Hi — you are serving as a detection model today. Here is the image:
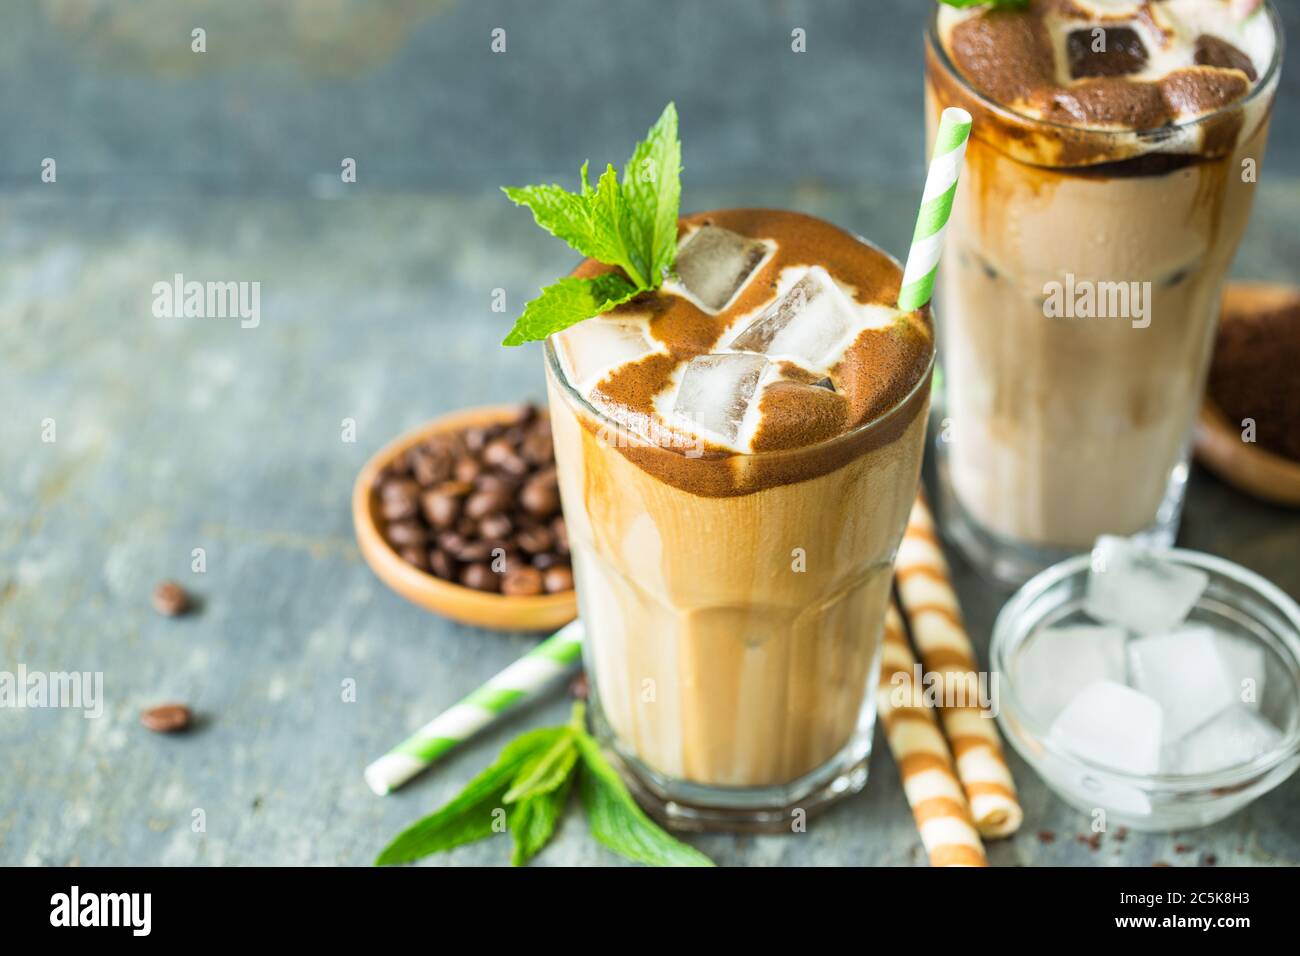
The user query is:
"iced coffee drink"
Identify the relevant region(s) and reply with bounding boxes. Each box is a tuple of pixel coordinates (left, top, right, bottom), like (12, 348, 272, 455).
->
(544, 209, 934, 828)
(927, 0, 1281, 583)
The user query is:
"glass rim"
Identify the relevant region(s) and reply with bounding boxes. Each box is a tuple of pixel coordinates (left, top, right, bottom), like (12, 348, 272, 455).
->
(990, 548, 1300, 791)
(925, 2, 1285, 141)
(542, 228, 936, 464)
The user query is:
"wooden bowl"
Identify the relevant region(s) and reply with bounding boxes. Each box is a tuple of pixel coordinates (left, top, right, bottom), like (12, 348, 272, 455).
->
(352, 405, 578, 631)
(1194, 282, 1300, 508)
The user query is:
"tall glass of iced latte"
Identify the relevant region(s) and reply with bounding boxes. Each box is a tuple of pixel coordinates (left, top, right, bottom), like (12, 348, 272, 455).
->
(545, 209, 934, 829)
(927, 0, 1282, 584)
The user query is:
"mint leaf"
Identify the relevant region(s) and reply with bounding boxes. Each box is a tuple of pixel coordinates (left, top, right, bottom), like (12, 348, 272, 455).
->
(503, 726, 579, 803)
(575, 732, 714, 867)
(502, 273, 639, 346)
(501, 181, 601, 260)
(621, 103, 681, 287)
(508, 775, 572, 867)
(374, 726, 566, 866)
(587, 164, 648, 288)
(500, 103, 683, 345)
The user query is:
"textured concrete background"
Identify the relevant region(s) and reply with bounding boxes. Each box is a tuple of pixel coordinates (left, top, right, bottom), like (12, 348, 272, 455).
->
(1, 0, 1298, 866)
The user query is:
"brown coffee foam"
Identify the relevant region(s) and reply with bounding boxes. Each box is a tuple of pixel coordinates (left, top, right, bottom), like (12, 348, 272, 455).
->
(560, 209, 934, 497)
(931, 1, 1257, 170)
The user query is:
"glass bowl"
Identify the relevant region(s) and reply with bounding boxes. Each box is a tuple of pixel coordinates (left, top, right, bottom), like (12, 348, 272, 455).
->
(990, 549, 1300, 831)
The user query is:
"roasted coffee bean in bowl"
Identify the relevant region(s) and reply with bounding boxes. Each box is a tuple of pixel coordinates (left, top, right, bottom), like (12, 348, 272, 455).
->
(353, 404, 577, 631)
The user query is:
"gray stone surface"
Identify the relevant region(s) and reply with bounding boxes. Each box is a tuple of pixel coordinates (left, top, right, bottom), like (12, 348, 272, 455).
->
(1, 0, 1298, 867)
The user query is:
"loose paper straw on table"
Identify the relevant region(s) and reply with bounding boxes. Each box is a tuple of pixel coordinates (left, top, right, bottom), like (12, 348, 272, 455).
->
(878, 599, 987, 868)
(365, 619, 584, 795)
(897, 107, 972, 312)
(894, 494, 1024, 838)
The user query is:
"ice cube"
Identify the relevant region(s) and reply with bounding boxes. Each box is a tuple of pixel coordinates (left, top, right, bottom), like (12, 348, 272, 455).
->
(727, 266, 859, 372)
(1216, 633, 1266, 709)
(673, 226, 769, 313)
(1129, 626, 1238, 742)
(1160, 705, 1282, 775)
(1084, 536, 1208, 635)
(672, 352, 770, 446)
(1066, 26, 1149, 79)
(1013, 624, 1128, 725)
(1049, 680, 1162, 775)
(553, 316, 659, 394)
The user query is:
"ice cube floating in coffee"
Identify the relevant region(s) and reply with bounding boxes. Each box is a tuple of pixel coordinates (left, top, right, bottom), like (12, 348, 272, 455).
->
(551, 209, 933, 461)
(938, 0, 1276, 130)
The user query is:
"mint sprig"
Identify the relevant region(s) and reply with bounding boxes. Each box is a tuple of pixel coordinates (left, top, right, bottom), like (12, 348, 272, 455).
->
(500, 103, 682, 346)
(374, 702, 714, 868)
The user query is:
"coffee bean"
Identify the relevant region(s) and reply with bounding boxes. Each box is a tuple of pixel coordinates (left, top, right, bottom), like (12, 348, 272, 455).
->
(380, 488, 419, 522)
(385, 520, 427, 548)
(502, 565, 544, 596)
(516, 524, 554, 555)
(521, 430, 553, 465)
(141, 703, 192, 733)
(479, 512, 513, 540)
(152, 580, 190, 617)
(551, 516, 569, 553)
(520, 475, 560, 517)
(543, 564, 574, 594)
(420, 487, 463, 529)
(399, 546, 429, 572)
(569, 671, 589, 700)
(457, 540, 497, 563)
(412, 449, 452, 487)
(454, 456, 482, 483)
(380, 406, 563, 589)
(459, 562, 500, 592)
(429, 548, 457, 581)
(465, 487, 511, 520)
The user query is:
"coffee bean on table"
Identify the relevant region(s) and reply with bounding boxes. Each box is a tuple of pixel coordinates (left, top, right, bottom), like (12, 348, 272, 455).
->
(141, 703, 192, 733)
(502, 565, 545, 597)
(460, 562, 499, 592)
(543, 564, 574, 594)
(152, 580, 190, 617)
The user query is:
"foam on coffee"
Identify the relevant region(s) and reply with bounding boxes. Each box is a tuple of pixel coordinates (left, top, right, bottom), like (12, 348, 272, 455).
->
(933, 0, 1278, 167)
(550, 209, 934, 496)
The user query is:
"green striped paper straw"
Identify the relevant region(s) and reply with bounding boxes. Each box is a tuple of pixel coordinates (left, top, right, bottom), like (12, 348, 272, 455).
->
(365, 619, 584, 795)
(898, 107, 973, 312)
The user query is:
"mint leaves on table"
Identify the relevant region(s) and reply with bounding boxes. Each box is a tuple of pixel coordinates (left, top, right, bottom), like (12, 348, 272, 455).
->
(500, 103, 682, 346)
(374, 702, 714, 867)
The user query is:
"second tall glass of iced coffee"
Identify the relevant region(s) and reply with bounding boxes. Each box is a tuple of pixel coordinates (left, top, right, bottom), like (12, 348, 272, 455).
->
(545, 209, 934, 829)
(927, 0, 1282, 584)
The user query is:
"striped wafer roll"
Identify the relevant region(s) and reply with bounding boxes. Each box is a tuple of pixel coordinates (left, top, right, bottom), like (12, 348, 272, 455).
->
(877, 600, 987, 868)
(894, 494, 1023, 839)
